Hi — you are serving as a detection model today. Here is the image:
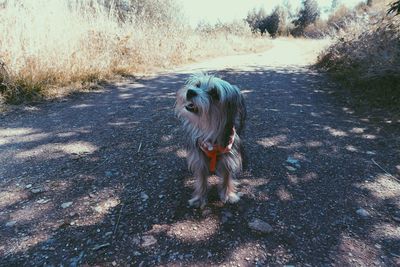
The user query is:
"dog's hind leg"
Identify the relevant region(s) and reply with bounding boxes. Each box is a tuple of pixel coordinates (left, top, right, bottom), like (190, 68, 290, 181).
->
(188, 169, 208, 208)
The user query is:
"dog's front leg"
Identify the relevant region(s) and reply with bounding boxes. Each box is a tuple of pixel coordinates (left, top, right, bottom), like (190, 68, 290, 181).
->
(188, 168, 208, 208)
(218, 166, 240, 204)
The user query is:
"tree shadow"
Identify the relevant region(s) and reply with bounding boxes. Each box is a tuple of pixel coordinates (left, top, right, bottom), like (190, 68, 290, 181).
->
(0, 67, 399, 266)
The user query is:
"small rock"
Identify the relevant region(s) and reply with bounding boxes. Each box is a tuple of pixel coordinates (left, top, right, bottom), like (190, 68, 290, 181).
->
(37, 198, 50, 204)
(356, 208, 370, 218)
(141, 192, 149, 201)
(286, 156, 300, 168)
(61, 201, 73, 209)
(248, 218, 273, 233)
(25, 184, 32, 189)
(158, 195, 164, 199)
(207, 251, 212, 258)
(112, 261, 117, 266)
(285, 166, 296, 172)
(5, 221, 17, 227)
(141, 235, 157, 247)
(133, 251, 142, 256)
(31, 188, 44, 194)
(105, 171, 113, 177)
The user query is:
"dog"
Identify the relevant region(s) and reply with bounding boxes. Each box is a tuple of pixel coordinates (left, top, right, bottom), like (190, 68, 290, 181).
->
(175, 73, 246, 208)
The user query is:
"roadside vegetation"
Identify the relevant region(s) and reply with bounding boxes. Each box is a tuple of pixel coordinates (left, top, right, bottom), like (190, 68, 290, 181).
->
(0, 0, 267, 104)
(316, 0, 400, 111)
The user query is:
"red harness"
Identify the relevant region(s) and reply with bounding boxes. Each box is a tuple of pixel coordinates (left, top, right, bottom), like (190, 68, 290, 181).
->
(199, 128, 236, 173)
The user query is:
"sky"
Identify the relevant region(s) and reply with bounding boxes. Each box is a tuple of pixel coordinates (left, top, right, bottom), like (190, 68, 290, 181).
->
(178, 0, 365, 27)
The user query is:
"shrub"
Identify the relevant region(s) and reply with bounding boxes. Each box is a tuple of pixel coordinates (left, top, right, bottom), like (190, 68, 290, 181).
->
(316, 14, 400, 109)
(327, 4, 353, 31)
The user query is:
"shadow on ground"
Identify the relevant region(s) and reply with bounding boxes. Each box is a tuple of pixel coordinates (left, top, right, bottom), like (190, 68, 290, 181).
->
(0, 67, 399, 266)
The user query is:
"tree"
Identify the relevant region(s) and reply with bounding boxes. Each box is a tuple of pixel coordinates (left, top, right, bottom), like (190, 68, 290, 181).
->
(264, 8, 280, 37)
(245, 7, 268, 34)
(292, 0, 320, 36)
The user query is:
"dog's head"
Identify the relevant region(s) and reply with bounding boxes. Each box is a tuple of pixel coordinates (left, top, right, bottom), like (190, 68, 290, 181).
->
(175, 73, 246, 145)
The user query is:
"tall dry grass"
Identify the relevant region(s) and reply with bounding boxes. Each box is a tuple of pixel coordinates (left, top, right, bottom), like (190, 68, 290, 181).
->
(316, 10, 400, 109)
(0, 0, 267, 104)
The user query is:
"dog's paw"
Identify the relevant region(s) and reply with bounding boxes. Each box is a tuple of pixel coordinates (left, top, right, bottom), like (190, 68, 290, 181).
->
(220, 191, 240, 204)
(188, 196, 207, 208)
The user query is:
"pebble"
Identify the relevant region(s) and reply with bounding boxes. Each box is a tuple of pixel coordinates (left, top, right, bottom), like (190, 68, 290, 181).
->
(31, 188, 44, 194)
(285, 166, 296, 172)
(5, 220, 17, 227)
(248, 218, 273, 233)
(37, 199, 50, 204)
(25, 184, 32, 189)
(141, 192, 149, 201)
(141, 235, 157, 247)
(356, 208, 370, 218)
(61, 201, 73, 209)
(286, 156, 300, 168)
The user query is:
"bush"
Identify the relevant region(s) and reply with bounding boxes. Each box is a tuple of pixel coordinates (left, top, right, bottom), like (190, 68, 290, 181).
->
(316, 14, 400, 109)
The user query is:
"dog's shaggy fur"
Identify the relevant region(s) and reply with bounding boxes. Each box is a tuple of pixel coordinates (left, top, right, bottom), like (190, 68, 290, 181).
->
(175, 73, 246, 208)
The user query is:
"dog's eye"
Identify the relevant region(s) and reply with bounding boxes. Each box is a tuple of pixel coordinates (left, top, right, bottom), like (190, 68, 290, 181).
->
(195, 81, 201, 88)
(207, 87, 219, 100)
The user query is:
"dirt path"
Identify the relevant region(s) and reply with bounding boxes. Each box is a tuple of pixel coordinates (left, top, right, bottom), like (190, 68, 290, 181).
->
(1, 39, 399, 266)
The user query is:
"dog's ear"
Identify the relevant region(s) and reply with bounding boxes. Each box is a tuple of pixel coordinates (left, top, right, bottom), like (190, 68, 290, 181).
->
(221, 85, 245, 147)
(236, 92, 246, 135)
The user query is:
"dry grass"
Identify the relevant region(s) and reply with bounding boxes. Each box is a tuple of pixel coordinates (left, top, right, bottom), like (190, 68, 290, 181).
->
(316, 10, 400, 110)
(0, 0, 268, 104)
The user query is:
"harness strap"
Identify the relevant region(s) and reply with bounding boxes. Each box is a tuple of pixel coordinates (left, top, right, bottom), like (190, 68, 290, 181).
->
(199, 128, 235, 172)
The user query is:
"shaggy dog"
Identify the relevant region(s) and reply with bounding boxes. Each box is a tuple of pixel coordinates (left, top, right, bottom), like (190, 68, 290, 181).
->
(175, 73, 246, 208)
